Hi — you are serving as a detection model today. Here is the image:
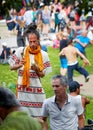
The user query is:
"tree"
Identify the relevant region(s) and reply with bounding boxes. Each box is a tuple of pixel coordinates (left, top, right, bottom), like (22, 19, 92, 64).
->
(0, 0, 22, 19)
(62, 0, 93, 15)
(78, 0, 93, 15)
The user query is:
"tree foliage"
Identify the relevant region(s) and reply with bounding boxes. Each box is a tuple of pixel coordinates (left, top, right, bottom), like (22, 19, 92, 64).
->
(0, 0, 93, 18)
(78, 0, 93, 15)
(0, 0, 22, 18)
(63, 0, 93, 15)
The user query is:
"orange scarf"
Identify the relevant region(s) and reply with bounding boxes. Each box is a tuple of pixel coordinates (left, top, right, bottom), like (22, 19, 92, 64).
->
(22, 45, 44, 88)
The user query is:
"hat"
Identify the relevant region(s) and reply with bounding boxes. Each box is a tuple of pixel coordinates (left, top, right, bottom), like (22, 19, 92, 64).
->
(69, 81, 83, 92)
(87, 11, 92, 17)
(40, 3, 44, 7)
(0, 87, 20, 107)
(2, 42, 7, 46)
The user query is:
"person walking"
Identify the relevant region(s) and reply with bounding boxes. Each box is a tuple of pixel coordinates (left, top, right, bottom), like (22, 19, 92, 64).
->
(8, 23, 52, 117)
(42, 6, 51, 39)
(15, 9, 26, 47)
(15, 19, 26, 47)
(59, 40, 90, 85)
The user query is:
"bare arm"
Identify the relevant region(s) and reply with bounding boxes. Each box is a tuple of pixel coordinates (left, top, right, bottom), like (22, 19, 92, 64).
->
(76, 49, 91, 65)
(82, 96, 90, 108)
(41, 117, 48, 130)
(6, 19, 14, 23)
(4, 50, 7, 60)
(59, 49, 65, 56)
(78, 114, 85, 129)
(10, 58, 26, 70)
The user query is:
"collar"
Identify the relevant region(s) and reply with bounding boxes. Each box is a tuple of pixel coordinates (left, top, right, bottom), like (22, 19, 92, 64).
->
(51, 94, 71, 104)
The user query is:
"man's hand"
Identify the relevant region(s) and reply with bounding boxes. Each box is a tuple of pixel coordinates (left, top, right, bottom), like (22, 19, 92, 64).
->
(31, 63, 40, 72)
(83, 59, 91, 66)
(31, 64, 45, 77)
(37, 117, 48, 130)
(19, 58, 26, 67)
(10, 58, 26, 70)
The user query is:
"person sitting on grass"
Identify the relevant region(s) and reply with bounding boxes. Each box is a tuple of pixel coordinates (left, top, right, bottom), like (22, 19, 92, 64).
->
(0, 42, 12, 64)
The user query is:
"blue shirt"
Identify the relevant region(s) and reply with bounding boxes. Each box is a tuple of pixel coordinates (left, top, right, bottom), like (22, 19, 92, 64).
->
(74, 35, 90, 53)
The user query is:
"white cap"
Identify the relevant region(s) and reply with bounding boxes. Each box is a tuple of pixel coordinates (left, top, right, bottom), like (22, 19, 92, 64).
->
(2, 42, 7, 46)
(40, 3, 44, 7)
(87, 11, 92, 16)
(75, 1, 79, 5)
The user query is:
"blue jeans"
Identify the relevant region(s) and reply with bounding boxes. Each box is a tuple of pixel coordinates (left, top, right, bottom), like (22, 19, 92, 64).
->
(67, 62, 89, 85)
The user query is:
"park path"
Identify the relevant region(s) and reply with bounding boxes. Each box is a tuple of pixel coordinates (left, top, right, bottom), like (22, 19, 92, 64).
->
(74, 75, 93, 97)
(0, 20, 93, 97)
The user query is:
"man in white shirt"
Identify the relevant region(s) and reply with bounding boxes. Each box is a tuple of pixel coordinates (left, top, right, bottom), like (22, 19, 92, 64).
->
(41, 74, 85, 130)
(24, 7, 33, 26)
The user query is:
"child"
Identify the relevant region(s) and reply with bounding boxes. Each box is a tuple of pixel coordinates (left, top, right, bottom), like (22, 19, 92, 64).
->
(52, 31, 63, 48)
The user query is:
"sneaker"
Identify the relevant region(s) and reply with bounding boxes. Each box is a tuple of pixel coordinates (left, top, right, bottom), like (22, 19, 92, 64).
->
(85, 76, 90, 82)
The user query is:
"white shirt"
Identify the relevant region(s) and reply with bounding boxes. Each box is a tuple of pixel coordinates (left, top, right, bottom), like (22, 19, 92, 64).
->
(24, 10, 33, 26)
(87, 31, 93, 40)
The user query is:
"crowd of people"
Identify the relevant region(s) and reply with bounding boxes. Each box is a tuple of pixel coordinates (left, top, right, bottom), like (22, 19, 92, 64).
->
(0, 0, 93, 130)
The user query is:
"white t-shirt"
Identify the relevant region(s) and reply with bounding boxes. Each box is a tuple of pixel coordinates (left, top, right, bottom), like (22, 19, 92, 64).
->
(87, 31, 93, 40)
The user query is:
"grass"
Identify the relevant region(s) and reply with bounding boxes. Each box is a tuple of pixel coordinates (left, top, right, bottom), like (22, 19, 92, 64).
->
(0, 44, 93, 124)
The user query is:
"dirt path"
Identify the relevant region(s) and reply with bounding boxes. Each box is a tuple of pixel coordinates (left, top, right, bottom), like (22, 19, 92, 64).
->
(74, 75, 93, 97)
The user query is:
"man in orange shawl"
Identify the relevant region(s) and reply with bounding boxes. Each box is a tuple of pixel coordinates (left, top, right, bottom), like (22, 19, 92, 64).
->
(8, 24, 52, 117)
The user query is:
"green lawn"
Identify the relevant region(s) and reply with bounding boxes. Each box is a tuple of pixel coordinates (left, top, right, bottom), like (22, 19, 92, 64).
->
(0, 44, 93, 124)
